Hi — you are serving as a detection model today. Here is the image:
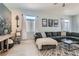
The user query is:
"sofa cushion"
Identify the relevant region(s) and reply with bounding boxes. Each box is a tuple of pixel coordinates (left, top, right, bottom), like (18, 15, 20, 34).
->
(51, 36, 63, 42)
(34, 32, 42, 41)
(66, 32, 71, 36)
(71, 32, 79, 37)
(51, 32, 61, 36)
(45, 32, 52, 37)
(41, 32, 46, 38)
(52, 32, 57, 36)
(57, 32, 61, 36)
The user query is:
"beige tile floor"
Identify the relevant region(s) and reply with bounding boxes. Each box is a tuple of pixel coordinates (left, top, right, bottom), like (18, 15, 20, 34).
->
(1, 39, 41, 56)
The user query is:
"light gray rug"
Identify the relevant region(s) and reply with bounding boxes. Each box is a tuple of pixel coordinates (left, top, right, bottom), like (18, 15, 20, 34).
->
(40, 42, 79, 56)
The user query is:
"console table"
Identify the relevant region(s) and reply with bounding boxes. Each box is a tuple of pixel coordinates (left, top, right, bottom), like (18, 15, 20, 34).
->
(0, 34, 12, 53)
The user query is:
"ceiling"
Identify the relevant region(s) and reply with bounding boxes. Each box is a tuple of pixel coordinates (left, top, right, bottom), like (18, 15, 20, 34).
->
(4, 3, 79, 15)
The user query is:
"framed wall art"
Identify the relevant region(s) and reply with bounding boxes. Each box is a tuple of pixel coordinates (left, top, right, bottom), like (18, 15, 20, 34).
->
(42, 18, 47, 27)
(48, 19, 53, 27)
(54, 20, 58, 27)
(42, 18, 59, 27)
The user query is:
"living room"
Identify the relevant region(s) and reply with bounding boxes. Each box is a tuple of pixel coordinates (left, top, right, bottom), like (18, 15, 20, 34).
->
(0, 3, 79, 56)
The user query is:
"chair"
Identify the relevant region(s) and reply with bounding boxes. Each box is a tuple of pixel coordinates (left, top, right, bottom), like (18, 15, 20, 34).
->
(15, 31, 21, 44)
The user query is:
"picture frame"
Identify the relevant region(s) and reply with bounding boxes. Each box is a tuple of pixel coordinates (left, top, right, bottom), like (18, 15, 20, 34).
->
(54, 19, 58, 27)
(48, 19, 53, 27)
(42, 18, 47, 27)
(42, 18, 59, 27)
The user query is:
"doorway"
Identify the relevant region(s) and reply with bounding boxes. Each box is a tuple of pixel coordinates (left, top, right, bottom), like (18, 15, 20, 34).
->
(22, 15, 36, 40)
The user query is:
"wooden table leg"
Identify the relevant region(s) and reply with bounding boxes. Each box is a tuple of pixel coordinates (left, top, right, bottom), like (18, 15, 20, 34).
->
(6, 39, 9, 51)
(1, 41, 4, 53)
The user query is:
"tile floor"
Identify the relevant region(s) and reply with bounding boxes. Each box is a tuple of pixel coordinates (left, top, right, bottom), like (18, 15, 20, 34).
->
(2, 39, 79, 56)
(1, 39, 41, 56)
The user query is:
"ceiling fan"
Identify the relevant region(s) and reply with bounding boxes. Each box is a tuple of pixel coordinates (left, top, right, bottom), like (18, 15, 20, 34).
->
(53, 3, 65, 7)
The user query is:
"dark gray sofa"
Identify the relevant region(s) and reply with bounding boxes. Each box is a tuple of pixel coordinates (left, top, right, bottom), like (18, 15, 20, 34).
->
(34, 32, 79, 42)
(45, 32, 63, 42)
(66, 32, 79, 41)
(34, 32, 79, 50)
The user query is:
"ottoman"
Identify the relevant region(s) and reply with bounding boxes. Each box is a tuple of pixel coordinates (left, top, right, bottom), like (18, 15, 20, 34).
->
(36, 38, 58, 50)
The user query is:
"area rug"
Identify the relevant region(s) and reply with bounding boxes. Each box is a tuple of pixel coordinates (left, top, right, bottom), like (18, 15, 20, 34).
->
(40, 42, 79, 56)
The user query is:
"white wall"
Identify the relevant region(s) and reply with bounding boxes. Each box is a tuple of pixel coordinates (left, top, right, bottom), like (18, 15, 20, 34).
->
(10, 9, 29, 40)
(10, 9, 73, 40)
(20, 9, 64, 39)
(22, 9, 64, 33)
(21, 16, 27, 40)
(10, 9, 23, 39)
(8, 7, 79, 41)
(71, 15, 79, 33)
(35, 15, 62, 32)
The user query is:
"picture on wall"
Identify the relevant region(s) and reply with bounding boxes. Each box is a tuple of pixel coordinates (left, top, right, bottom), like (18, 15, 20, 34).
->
(42, 18, 47, 27)
(54, 20, 58, 27)
(42, 18, 59, 27)
(48, 19, 53, 27)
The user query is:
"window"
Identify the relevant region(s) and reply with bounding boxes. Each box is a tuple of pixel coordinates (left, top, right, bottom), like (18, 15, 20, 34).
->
(61, 19, 70, 32)
(23, 15, 36, 32)
(26, 16, 36, 20)
(26, 20, 35, 32)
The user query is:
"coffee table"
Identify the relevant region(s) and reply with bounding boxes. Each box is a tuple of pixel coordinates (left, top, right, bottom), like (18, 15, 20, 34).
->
(61, 39, 79, 51)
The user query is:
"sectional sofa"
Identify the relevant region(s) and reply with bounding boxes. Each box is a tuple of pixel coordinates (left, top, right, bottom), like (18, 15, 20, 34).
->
(34, 32, 79, 50)
(34, 32, 79, 42)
